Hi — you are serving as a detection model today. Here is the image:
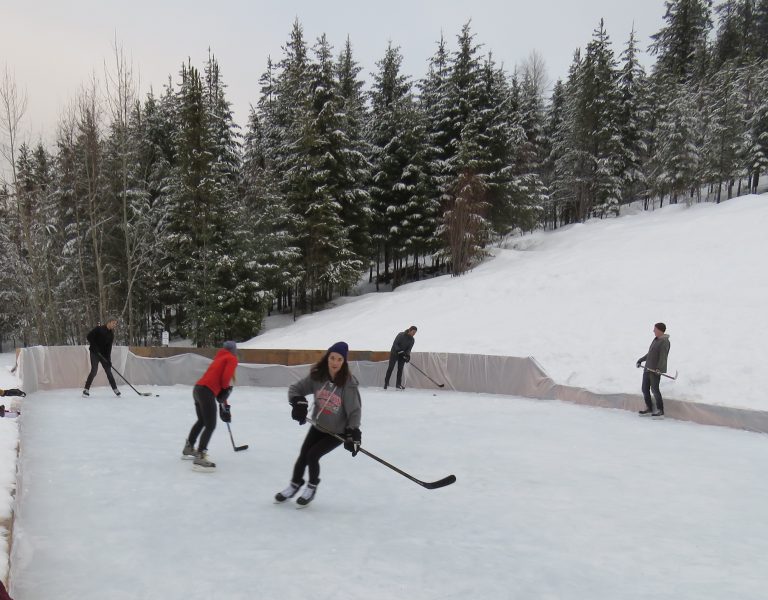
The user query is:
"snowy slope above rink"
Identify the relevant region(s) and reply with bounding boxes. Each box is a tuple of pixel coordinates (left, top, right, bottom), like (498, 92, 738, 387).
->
(10, 386, 768, 600)
(243, 195, 768, 410)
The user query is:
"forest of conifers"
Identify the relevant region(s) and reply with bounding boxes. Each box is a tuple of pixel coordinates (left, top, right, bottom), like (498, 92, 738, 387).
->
(1, 0, 767, 348)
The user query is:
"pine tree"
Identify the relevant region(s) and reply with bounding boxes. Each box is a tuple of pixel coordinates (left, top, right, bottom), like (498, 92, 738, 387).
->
(744, 64, 768, 192)
(650, 0, 714, 83)
(287, 34, 362, 310)
(705, 61, 746, 201)
(419, 34, 452, 222)
(368, 42, 430, 287)
(242, 108, 302, 314)
(648, 83, 701, 204)
(541, 79, 566, 228)
(617, 27, 651, 204)
(509, 66, 547, 233)
(335, 37, 373, 263)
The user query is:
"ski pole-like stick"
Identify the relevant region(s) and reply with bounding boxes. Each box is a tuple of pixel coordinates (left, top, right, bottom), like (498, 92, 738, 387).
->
(408, 362, 446, 388)
(226, 422, 249, 452)
(637, 364, 678, 380)
(96, 351, 158, 397)
(307, 418, 455, 490)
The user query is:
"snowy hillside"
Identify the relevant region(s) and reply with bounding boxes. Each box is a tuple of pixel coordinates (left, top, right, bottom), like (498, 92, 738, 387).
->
(243, 194, 768, 411)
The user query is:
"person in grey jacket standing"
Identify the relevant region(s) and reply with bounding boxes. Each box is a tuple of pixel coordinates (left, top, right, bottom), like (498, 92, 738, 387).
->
(636, 322, 671, 418)
(275, 341, 362, 507)
(384, 326, 417, 390)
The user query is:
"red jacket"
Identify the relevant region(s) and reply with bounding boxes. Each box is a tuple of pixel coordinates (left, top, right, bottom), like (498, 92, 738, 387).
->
(196, 349, 238, 397)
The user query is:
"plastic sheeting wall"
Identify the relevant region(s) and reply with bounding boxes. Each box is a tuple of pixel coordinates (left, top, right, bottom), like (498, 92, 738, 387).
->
(17, 346, 768, 434)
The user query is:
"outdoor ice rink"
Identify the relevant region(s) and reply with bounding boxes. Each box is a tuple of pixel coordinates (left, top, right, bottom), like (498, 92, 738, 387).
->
(10, 385, 768, 600)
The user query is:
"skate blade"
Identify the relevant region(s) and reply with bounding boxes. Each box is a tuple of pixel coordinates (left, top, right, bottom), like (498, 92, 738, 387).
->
(181, 455, 195, 460)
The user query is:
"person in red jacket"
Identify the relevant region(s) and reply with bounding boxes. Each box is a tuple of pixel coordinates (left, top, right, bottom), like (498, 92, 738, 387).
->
(183, 341, 238, 471)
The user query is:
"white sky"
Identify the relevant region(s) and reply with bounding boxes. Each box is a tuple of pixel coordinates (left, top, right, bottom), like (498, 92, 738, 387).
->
(1, 0, 666, 144)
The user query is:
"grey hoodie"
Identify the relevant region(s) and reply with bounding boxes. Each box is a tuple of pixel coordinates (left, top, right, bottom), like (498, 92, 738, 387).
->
(288, 375, 362, 434)
(639, 334, 671, 372)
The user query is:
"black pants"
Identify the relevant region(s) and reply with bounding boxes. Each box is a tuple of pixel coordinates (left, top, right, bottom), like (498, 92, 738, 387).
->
(384, 353, 406, 388)
(642, 371, 663, 412)
(291, 426, 343, 485)
(84, 351, 118, 390)
(188, 385, 217, 452)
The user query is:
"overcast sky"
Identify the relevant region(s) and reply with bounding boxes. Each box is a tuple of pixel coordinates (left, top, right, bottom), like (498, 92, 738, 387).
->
(2, 0, 667, 144)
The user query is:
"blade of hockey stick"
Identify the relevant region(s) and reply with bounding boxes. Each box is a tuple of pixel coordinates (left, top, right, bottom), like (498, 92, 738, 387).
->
(307, 419, 455, 489)
(226, 423, 248, 452)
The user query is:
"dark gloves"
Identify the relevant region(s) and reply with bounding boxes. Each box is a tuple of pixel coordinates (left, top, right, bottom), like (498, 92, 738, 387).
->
(290, 396, 308, 425)
(636, 359, 644, 368)
(219, 403, 231, 423)
(217, 386, 233, 403)
(344, 427, 362, 457)
(403, 354, 410, 363)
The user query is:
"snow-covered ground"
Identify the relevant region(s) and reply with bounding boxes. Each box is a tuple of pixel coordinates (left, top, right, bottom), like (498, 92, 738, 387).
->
(9, 385, 768, 600)
(243, 194, 768, 411)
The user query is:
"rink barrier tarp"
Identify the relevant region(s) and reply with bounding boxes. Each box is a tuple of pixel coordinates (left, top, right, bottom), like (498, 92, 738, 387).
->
(17, 346, 768, 434)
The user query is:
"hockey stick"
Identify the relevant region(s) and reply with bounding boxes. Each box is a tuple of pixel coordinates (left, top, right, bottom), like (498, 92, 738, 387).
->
(638, 365, 678, 380)
(96, 351, 159, 397)
(408, 362, 445, 388)
(226, 422, 249, 452)
(307, 418, 455, 490)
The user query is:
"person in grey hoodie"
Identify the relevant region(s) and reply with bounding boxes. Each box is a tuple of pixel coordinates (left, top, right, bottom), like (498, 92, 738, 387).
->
(274, 341, 362, 506)
(636, 322, 671, 417)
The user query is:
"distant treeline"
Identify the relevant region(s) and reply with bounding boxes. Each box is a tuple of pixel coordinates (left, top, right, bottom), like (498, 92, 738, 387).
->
(1, 0, 767, 348)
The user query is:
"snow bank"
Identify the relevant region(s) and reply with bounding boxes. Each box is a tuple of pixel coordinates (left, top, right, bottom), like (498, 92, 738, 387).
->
(243, 195, 768, 411)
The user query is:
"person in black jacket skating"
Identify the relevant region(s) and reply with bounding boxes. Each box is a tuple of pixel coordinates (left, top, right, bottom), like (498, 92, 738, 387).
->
(82, 317, 120, 397)
(384, 326, 417, 390)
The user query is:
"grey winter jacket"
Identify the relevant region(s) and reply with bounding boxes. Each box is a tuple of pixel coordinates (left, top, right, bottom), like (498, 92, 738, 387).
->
(288, 375, 361, 434)
(638, 334, 670, 372)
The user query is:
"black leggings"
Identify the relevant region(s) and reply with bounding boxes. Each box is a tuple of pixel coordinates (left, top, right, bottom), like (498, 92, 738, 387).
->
(84, 351, 118, 390)
(188, 385, 217, 452)
(384, 353, 406, 387)
(291, 426, 343, 485)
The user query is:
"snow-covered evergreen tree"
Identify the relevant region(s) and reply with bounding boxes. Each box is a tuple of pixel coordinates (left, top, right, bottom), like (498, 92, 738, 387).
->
(335, 37, 373, 263)
(704, 60, 746, 201)
(368, 42, 431, 287)
(648, 82, 702, 204)
(649, 0, 714, 83)
(617, 27, 651, 204)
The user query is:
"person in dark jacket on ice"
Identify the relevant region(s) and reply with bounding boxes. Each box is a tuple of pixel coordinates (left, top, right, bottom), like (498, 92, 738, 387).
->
(636, 322, 671, 418)
(183, 341, 239, 471)
(384, 326, 417, 390)
(82, 317, 120, 397)
(274, 341, 362, 507)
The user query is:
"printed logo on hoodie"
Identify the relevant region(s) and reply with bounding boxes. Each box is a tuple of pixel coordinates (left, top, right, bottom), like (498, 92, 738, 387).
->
(316, 383, 342, 415)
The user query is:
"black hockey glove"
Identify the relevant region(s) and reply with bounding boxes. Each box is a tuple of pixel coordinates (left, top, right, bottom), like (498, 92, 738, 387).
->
(636, 359, 644, 368)
(290, 396, 308, 425)
(403, 354, 411, 363)
(219, 403, 232, 423)
(344, 427, 361, 457)
(217, 386, 233, 404)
